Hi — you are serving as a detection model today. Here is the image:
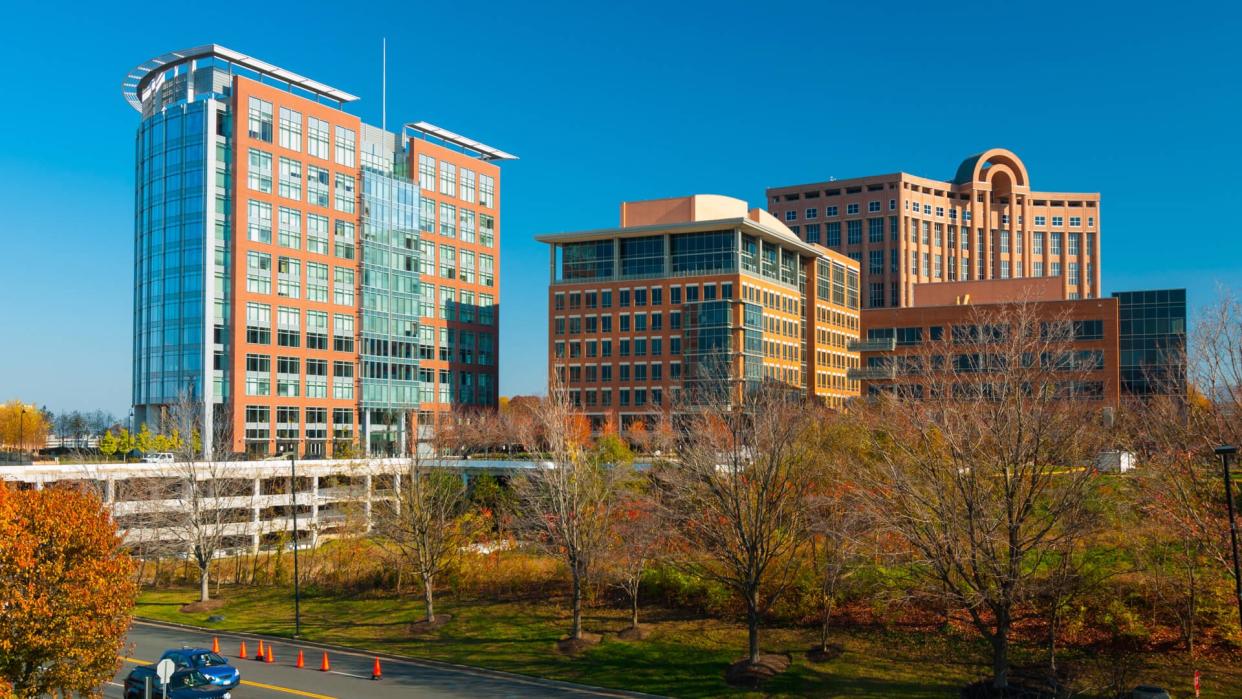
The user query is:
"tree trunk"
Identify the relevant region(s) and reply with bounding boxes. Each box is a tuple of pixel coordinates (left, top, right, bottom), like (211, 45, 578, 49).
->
(570, 563, 583, 640)
(423, 573, 435, 623)
(820, 598, 834, 652)
(630, 586, 640, 629)
(990, 626, 1010, 689)
(747, 588, 761, 664)
(200, 566, 211, 603)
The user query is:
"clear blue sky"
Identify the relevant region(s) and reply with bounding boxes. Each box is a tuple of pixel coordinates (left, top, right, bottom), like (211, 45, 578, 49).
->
(1, 0, 1239, 416)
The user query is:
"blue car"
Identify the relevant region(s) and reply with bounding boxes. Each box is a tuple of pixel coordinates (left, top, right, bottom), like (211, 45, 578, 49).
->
(157, 649, 241, 690)
(123, 668, 232, 699)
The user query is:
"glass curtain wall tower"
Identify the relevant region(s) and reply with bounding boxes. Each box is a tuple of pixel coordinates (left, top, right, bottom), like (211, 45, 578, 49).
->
(125, 45, 514, 458)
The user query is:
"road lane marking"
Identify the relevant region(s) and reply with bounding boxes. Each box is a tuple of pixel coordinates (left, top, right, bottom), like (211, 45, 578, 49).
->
(121, 657, 337, 699)
(240, 678, 338, 698)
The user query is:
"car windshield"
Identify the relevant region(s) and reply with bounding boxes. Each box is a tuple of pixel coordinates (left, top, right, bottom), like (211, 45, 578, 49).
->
(192, 652, 228, 667)
(169, 670, 210, 688)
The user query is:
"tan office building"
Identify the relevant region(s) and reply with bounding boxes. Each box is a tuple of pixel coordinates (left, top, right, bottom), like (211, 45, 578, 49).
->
(537, 195, 861, 428)
(767, 148, 1101, 309)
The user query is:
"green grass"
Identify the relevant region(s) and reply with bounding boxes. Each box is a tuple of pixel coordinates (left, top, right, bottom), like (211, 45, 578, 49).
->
(135, 586, 1242, 698)
(136, 585, 977, 697)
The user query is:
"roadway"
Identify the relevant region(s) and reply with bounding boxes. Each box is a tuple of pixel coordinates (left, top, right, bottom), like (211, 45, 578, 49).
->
(104, 621, 656, 699)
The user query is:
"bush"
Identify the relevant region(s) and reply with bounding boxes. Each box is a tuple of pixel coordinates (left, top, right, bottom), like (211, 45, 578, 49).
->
(641, 563, 736, 617)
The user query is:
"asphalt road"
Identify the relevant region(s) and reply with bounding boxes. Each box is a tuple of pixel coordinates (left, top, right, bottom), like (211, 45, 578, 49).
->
(104, 621, 653, 699)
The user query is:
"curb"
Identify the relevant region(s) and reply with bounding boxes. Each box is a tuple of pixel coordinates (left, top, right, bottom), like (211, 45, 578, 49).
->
(133, 617, 666, 698)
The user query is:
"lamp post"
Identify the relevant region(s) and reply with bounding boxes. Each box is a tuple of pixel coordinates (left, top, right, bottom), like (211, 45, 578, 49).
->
(1216, 445, 1242, 631)
(18, 407, 26, 464)
(288, 451, 302, 638)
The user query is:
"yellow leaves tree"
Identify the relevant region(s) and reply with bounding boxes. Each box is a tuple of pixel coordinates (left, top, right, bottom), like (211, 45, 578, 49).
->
(0, 480, 137, 697)
(0, 400, 49, 454)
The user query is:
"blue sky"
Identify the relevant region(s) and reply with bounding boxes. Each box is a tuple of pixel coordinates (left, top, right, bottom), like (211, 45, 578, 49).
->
(1, 0, 1239, 416)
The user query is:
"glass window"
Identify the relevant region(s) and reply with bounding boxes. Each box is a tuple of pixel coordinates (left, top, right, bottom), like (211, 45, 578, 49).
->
(277, 207, 301, 249)
(278, 108, 301, 151)
(334, 126, 356, 167)
(439, 162, 457, 197)
(461, 168, 476, 203)
(306, 165, 330, 207)
(277, 257, 300, 298)
(307, 262, 328, 302)
(247, 97, 273, 142)
(334, 220, 355, 260)
(418, 154, 436, 190)
(278, 157, 301, 200)
(479, 254, 495, 287)
(440, 244, 457, 279)
(440, 203, 457, 237)
(480, 214, 496, 248)
(247, 200, 272, 244)
(247, 148, 272, 193)
(334, 267, 355, 306)
(334, 173, 355, 213)
(307, 213, 329, 254)
(247, 252, 271, 294)
(460, 209, 476, 244)
(307, 117, 330, 159)
(479, 174, 496, 208)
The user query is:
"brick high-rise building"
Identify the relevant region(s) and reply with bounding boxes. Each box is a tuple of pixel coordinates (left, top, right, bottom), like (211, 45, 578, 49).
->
(537, 195, 861, 427)
(766, 149, 1101, 309)
(125, 45, 512, 458)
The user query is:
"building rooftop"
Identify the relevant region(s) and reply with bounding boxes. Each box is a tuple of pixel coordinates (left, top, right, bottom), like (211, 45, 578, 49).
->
(406, 121, 518, 161)
(535, 194, 833, 258)
(122, 44, 360, 112)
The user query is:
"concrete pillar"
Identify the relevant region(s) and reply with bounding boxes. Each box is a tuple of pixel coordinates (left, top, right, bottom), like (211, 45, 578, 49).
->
(105, 478, 116, 505)
(251, 477, 261, 552)
(310, 475, 319, 547)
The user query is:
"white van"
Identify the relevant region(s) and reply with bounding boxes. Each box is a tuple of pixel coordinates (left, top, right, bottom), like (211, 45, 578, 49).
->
(141, 452, 175, 464)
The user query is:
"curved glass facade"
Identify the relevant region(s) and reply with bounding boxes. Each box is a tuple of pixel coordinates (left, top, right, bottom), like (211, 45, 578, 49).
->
(133, 101, 209, 411)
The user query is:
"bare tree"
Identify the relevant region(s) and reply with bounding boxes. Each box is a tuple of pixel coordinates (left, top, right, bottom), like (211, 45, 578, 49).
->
(604, 483, 665, 632)
(1122, 289, 1242, 651)
(512, 383, 632, 642)
(852, 301, 1108, 690)
(375, 425, 471, 624)
(160, 392, 245, 602)
(663, 382, 818, 667)
(804, 416, 869, 656)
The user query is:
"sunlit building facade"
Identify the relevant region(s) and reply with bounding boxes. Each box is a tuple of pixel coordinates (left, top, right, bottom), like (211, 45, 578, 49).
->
(125, 45, 512, 457)
(538, 195, 861, 428)
(767, 148, 1102, 308)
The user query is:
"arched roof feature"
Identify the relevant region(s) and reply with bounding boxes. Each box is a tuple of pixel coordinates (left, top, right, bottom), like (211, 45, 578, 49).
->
(952, 148, 1029, 187)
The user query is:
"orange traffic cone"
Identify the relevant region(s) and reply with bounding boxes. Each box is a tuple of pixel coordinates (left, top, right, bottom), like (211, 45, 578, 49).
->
(212, 637, 220, 653)
(265, 644, 275, 663)
(255, 639, 265, 660)
(371, 657, 382, 680)
(239, 641, 248, 660)
(319, 652, 331, 672)
(295, 649, 304, 669)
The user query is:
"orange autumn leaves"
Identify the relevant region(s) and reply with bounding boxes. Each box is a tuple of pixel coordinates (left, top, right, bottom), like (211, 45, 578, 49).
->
(0, 481, 137, 698)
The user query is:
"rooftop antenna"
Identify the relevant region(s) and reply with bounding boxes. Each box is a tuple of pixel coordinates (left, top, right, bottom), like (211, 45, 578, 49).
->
(381, 37, 387, 132)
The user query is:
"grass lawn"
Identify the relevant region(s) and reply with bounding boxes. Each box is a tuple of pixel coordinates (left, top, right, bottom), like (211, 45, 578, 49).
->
(135, 586, 1242, 697)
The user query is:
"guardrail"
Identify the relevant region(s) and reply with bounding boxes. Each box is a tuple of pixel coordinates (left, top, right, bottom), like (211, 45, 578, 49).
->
(847, 337, 897, 352)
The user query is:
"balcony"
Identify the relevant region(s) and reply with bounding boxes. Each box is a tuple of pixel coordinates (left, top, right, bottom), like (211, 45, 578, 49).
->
(848, 366, 897, 381)
(847, 337, 897, 352)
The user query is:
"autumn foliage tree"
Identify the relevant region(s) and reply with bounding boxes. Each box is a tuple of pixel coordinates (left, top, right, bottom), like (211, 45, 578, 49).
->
(664, 382, 818, 667)
(852, 301, 1108, 690)
(0, 481, 136, 697)
(0, 400, 49, 456)
(513, 383, 633, 642)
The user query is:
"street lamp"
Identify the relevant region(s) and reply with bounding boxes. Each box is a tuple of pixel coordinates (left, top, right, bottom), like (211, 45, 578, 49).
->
(1216, 444, 1242, 631)
(18, 407, 26, 464)
(288, 450, 302, 639)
